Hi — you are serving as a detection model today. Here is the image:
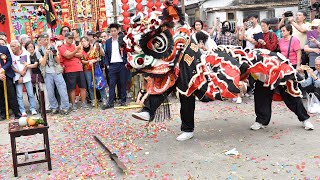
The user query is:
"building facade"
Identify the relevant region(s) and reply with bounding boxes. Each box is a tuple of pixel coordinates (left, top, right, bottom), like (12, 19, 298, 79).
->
(185, 0, 317, 29)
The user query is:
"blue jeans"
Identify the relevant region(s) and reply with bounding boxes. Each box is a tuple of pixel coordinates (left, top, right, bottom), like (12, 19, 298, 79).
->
(84, 71, 107, 101)
(45, 73, 70, 110)
(16, 81, 37, 113)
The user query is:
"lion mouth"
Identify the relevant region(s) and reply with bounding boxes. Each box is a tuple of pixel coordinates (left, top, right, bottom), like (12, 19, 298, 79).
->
(143, 64, 171, 74)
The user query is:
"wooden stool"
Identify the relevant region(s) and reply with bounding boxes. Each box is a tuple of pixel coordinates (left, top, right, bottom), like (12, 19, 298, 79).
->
(8, 83, 52, 177)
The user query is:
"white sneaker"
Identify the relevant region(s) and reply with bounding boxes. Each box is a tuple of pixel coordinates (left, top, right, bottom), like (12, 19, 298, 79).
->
(302, 119, 314, 130)
(21, 112, 27, 117)
(176, 132, 194, 141)
(236, 97, 242, 104)
(31, 110, 37, 115)
(132, 111, 150, 121)
(250, 122, 266, 130)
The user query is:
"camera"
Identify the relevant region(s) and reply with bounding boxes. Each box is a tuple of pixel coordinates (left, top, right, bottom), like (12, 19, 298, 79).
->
(284, 11, 293, 18)
(95, 39, 102, 44)
(49, 46, 57, 55)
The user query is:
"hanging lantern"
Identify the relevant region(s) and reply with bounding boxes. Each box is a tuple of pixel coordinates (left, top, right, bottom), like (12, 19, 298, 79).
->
(172, 0, 179, 5)
(155, 0, 162, 11)
(122, 0, 130, 32)
(147, 0, 154, 12)
(135, 0, 143, 13)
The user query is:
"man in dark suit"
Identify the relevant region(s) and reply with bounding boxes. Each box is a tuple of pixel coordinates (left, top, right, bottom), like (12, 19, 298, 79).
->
(103, 23, 128, 109)
(0, 45, 21, 120)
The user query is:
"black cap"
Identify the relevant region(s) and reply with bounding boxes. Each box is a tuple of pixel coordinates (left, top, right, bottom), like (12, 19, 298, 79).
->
(64, 32, 74, 38)
(87, 30, 95, 36)
(38, 32, 49, 39)
(0, 32, 7, 37)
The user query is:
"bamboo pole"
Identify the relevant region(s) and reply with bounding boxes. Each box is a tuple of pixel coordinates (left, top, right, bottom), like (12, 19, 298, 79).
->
(92, 64, 98, 108)
(2, 71, 9, 120)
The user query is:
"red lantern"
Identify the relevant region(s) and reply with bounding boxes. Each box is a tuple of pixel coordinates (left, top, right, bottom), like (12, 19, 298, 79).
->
(123, 17, 130, 24)
(122, 0, 130, 32)
(147, 0, 154, 12)
(155, 0, 162, 11)
(122, 4, 129, 11)
(135, 0, 143, 13)
(136, 3, 143, 12)
(122, 11, 130, 17)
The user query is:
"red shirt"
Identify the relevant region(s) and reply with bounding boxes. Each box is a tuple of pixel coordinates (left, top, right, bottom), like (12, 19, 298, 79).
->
(59, 44, 83, 73)
(255, 32, 278, 52)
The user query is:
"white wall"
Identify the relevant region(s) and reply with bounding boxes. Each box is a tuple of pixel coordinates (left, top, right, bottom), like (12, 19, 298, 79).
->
(274, 6, 299, 18)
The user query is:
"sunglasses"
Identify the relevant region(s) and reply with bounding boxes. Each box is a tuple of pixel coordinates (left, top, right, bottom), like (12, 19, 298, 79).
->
(67, 37, 74, 39)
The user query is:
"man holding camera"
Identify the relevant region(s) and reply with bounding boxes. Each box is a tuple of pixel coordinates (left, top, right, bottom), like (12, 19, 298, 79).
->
(59, 32, 88, 110)
(37, 32, 70, 114)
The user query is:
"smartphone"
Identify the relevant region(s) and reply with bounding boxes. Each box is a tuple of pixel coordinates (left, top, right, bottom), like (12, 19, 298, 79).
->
(19, 55, 27, 64)
(307, 30, 318, 40)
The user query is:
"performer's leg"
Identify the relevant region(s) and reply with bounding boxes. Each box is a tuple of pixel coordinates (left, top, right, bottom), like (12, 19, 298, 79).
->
(278, 85, 310, 122)
(254, 81, 273, 126)
(179, 93, 195, 132)
(133, 86, 174, 121)
(144, 87, 174, 116)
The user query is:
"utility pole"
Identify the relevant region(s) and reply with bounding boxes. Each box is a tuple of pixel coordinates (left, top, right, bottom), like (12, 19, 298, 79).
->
(181, 0, 185, 15)
(112, 0, 118, 23)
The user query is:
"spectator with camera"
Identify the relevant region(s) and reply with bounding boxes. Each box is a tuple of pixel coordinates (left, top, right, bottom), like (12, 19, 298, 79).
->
(304, 20, 320, 70)
(37, 32, 70, 115)
(216, 21, 239, 46)
(10, 40, 37, 116)
(59, 32, 88, 111)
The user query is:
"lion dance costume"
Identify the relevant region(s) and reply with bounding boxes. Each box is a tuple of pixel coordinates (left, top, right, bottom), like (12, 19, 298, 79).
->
(123, 2, 305, 133)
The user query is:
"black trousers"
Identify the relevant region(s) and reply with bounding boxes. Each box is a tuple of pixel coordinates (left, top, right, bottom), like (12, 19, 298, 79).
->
(254, 81, 309, 125)
(0, 78, 20, 115)
(142, 86, 195, 132)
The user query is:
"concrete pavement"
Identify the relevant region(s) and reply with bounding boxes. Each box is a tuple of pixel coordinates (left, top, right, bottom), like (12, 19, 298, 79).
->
(0, 97, 320, 179)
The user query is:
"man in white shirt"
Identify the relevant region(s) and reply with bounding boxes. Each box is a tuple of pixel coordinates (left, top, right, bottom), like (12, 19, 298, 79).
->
(103, 23, 128, 109)
(244, 15, 262, 50)
(10, 40, 37, 116)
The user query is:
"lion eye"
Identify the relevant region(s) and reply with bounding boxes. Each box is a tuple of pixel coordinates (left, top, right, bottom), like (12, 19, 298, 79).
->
(137, 57, 144, 65)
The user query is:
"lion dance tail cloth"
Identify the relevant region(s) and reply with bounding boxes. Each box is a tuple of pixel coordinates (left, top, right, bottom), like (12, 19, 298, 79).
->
(124, 3, 303, 121)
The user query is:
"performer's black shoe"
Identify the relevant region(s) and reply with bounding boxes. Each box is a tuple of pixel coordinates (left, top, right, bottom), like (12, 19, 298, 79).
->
(120, 102, 127, 106)
(132, 111, 150, 121)
(200, 95, 213, 102)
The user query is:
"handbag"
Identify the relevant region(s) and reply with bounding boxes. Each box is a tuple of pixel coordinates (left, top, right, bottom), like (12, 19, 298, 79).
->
(90, 63, 107, 90)
(307, 93, 320, 114)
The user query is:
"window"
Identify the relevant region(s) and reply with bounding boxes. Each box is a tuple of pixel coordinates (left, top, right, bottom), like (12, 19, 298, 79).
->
(227, 12, 236, 20)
